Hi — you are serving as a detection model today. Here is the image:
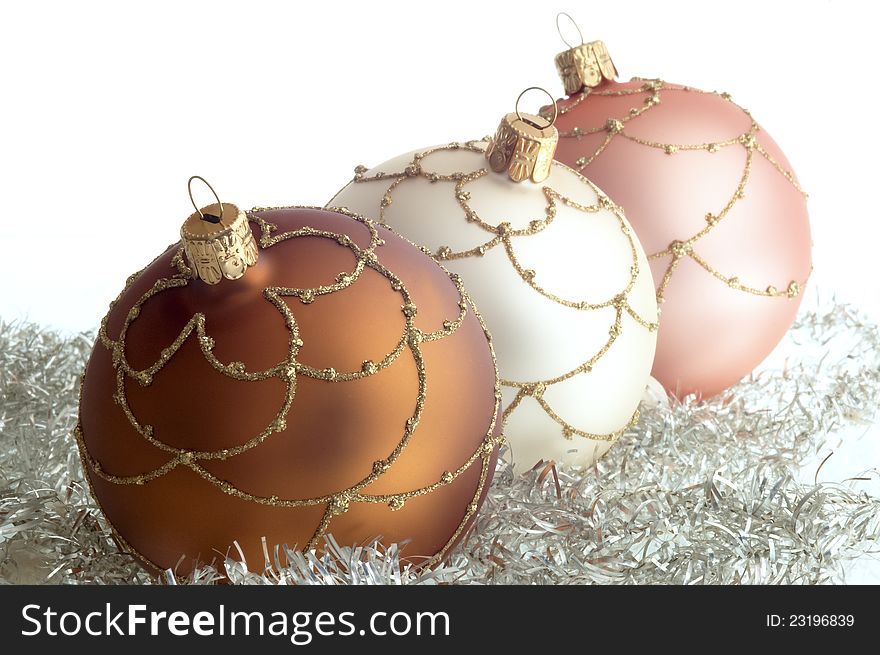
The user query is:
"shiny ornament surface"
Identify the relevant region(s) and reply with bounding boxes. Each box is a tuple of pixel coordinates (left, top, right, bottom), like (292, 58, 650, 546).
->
(552, 79, 811, 398)
(330, 141, 657, 473)
(76, 206, 501, 574)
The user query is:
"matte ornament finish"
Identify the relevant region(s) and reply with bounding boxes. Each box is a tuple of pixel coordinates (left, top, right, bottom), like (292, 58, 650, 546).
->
(552, 80, 812, 398)
(330, 141, 658, 473)
(76, 207, 501, 574)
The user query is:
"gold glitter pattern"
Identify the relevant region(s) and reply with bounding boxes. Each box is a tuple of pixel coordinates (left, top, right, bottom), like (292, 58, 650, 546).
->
(544, 79, 811, 304)
(75, 206, 502, 571)
(344, 141, 657, 442)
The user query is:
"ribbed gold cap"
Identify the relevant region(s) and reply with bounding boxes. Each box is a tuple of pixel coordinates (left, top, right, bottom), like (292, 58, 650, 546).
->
(554, 40, 618, 95)
(485, 88, 559, 184)
(180, 177, 258, 284)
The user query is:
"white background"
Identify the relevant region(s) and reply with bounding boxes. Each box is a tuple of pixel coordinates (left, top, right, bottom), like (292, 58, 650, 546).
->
(1, 1, 878, 581)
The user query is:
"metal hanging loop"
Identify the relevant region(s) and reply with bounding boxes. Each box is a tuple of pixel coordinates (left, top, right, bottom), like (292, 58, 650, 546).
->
(556, 12, 584, 49)
(188, 175, 224, 222)
(515, 87, 558, 129)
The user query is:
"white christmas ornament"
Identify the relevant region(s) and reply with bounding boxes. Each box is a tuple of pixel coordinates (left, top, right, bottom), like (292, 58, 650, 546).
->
(330, 121, 657, 472)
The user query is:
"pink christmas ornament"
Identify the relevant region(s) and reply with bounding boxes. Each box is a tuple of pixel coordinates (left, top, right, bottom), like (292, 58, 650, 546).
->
(549, 42, 811, 398)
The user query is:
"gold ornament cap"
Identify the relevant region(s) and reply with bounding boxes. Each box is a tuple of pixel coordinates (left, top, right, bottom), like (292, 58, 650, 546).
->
(485, 87, 559, 184)
(553, 14, 617, 95)
(180, 176, 259, 285)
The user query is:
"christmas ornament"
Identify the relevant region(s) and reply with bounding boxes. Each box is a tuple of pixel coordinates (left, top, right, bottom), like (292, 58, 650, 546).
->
(329, 90, 658, 473)
(7, 301, 880, 586)
(75, 178, 502, 575)
(547, 14, 812, 398)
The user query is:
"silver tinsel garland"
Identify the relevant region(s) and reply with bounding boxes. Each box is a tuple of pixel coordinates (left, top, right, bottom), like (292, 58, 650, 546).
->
(1, 299, 878, 585)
